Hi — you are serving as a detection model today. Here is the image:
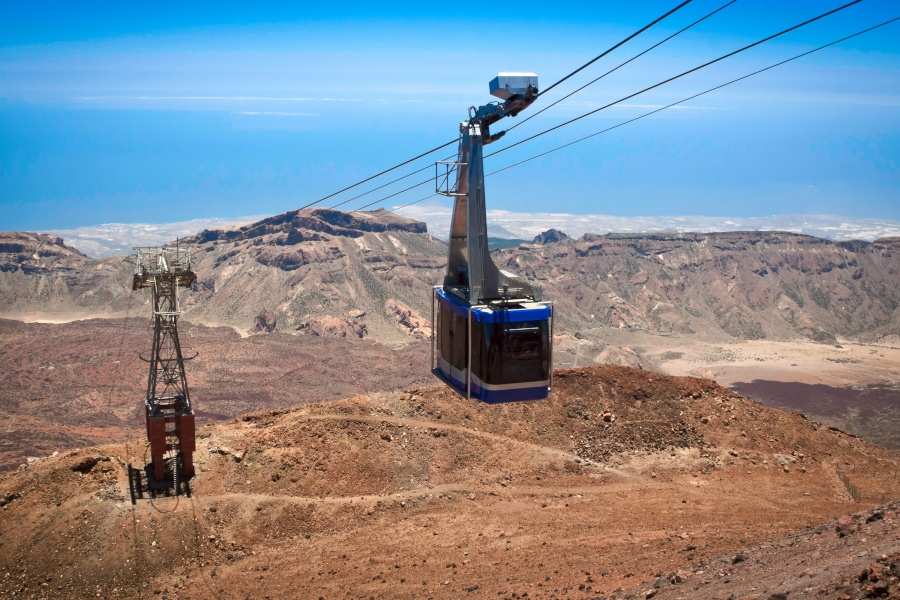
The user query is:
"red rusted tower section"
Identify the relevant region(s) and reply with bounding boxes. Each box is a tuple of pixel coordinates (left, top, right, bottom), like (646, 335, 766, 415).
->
(132, 245, 197, 487)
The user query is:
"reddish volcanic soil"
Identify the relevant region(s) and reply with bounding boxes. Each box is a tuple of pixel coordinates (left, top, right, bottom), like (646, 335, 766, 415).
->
(0, 317, 432, 472)
(1, 365, 898, 599)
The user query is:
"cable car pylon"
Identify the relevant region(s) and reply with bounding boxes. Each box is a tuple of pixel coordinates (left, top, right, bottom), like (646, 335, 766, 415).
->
(432, 73, 553, 403)
(131, 244, 197, 493)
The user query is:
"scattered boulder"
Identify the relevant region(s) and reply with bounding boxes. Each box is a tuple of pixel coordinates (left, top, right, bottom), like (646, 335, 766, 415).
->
(253, 309, 277, 333)
(836, 514, 859, 537)
(298, 316, 367, 339)
(385, 299, 431, 340)
(773, 454, 797, 466)
(70, 456, 109, 474)
(215, 446, 244, 463)
(0, 492, 21, 507)
(865, 511, 884, 524)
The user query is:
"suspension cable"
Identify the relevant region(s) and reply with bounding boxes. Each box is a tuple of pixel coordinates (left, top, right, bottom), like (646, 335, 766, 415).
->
(539, 0, 694, 98)
(487, 16, 900, 179)
(349, 1, 864, 213)
(488, 0, 862, 159)
(506, 0, 739, 135)
(294, 138, 457, 212)
(352, 13, 897, 215)
(331, 1, 720, 212)
(329, 150, 457, 210)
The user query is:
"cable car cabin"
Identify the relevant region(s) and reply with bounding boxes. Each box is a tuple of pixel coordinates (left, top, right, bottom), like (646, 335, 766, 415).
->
(432, 287, 553, 403)
(431, 72, 553, 402)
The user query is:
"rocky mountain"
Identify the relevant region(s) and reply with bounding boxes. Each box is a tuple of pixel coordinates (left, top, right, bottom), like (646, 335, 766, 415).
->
(532, 228, 572, 245)
(1, 209, 445, 343)
(179, 208, 442, 342)
(0, 232, 134, 319)
(1, 365, 897, 599)
(3, 215, 899, 599)
(495, 232, 900, 343)
(3, 214, 899, 346)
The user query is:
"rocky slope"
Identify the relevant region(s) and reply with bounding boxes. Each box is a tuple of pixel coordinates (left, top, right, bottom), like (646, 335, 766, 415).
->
(179, 208, 443, 342)
(0, 365, 898, 599)
(1, 209, 445, 343)
(0, 317, 432, 472)
(618, 502, 900, 600)
(0, 232, 134, 317)
(3, 217, 899, 346)
(501, 232, 900, 343)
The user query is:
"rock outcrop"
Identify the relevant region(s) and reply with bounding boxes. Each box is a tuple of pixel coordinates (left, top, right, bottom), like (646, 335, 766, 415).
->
(494, 231, 900, 342)
(532, 228, 572, 245)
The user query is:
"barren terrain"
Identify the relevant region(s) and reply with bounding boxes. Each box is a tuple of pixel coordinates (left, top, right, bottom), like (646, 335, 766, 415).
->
(0, 318, 431, 472)
(2, 365, 898, 599)
(637, 334, 900, 450)
(4, 219, 900, 346)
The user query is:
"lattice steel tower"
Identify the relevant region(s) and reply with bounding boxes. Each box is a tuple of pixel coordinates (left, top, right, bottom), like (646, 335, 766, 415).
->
(132, 245, 197, 486)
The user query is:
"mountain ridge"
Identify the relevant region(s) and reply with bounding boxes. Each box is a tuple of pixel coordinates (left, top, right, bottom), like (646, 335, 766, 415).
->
(39, 211, 900, 259)
(2, 211, 899, 345)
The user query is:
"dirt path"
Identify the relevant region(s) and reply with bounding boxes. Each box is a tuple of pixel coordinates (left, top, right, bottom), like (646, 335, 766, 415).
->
(200, 481, 633, 508)
(294, 412, 629, 476)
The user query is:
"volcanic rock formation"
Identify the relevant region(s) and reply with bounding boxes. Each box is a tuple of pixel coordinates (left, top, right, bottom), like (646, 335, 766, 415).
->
(3, 218, 898, 345)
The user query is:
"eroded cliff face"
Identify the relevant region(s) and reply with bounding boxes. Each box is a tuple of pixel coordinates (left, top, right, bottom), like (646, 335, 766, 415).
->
(180, 209, 443, 341)
(0, 232, 133, 316)
(503, 231, 900, 342)
(3, 217, 898, 343)
(0, 210, 443, 342)
(0, 233, 87, 271)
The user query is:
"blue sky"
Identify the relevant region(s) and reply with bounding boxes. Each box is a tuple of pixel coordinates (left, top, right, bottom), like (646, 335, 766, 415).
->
(1, 0, 898, 231)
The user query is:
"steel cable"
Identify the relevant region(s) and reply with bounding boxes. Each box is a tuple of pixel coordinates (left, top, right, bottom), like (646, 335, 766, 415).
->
(294, 138, 457, 212)
(538, 0, 695, 98)
(487, 0, 863, 160)
(353, 13, 897, 214)
(327, 2, 695, 211)
(487, 16, 900, 179)
(505, 0, 739, 135)
(329, 151, 457, 210)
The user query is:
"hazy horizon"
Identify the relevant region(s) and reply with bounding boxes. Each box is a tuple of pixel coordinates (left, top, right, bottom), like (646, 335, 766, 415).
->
(38, 207, 900, 258)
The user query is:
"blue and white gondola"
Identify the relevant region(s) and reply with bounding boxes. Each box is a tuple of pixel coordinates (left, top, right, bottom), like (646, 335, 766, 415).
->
(431, 73, 554, 403)
(432, 288, 553, 403)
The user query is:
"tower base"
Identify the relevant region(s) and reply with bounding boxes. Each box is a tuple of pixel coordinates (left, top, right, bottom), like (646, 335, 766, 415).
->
(145, 403, 196, 485)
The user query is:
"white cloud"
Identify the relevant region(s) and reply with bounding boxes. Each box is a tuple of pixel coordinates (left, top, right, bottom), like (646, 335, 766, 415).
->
(44, 206, 900, 258)
(395, 202, 900, 243)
